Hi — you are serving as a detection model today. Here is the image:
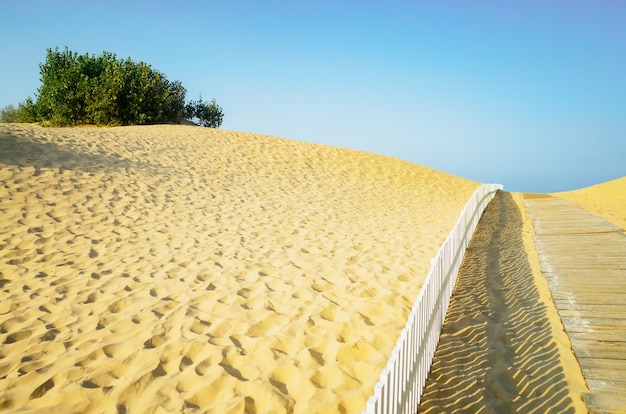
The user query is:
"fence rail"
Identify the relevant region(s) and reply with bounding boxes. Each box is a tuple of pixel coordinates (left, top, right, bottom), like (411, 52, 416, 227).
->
(363, 184, 503, 414)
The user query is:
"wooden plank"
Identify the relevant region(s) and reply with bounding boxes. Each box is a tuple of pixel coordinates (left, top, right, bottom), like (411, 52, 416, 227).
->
(551, 286, 626, 293)
(566, 327, 626, 339)
(576, 356, 626, 370)
(555, 302, 626, 311)
(580, 365, 626, 380)
(552, 294, 626, 304)
(585, 378, 626, 393)
(584, 392, 626, 414)
(573, 341, 626, 360)
(523, 194, 626, 414)
(558, 310, 626, 320)
(550, 284, 626, 290)
(568, 330, 626, 342)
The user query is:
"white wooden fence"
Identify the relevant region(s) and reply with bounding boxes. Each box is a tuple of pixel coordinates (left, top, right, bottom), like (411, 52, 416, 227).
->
(362, 184, 503, 414)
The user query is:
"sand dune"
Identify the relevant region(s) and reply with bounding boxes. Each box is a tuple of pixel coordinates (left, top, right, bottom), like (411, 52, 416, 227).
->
(555, 176, 626, 230)
(0, 124, 479, 413)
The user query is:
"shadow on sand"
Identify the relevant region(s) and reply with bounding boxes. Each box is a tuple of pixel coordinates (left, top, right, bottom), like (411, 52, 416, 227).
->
(0, 128, 167, 174)
(418, 191, 579, 413)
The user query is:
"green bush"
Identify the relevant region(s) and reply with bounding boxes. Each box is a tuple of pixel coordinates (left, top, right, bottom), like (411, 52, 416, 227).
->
(0, 101, 38, 123)
(14, 47, 222, 127)
(184, 97, 224, 128)
(16, 98, 39, 123)
(0, 105, 18, 122)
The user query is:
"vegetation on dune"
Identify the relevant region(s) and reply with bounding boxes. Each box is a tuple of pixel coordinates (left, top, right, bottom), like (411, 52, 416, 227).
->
(1, 47, 223, 128)
(184, 96, 224, 128)
(0, 105, 18, 123)
(0, 103, 35, 123)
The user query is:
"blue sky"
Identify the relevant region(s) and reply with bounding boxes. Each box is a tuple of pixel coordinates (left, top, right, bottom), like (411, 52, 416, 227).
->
(1, 0, 624, 192)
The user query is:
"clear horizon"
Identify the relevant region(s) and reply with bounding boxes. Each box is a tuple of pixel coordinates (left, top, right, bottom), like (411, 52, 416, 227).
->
(1, 1, 624, 193)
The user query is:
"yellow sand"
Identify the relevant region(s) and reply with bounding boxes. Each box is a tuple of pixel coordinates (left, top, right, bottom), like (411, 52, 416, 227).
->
(0, 124, 479, 413)
(555, 176, 626, 230)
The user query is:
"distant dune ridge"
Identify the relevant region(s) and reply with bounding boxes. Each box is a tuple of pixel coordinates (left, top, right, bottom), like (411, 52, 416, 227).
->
(0, 124, 479, 413)
(556, 176, 626, 230)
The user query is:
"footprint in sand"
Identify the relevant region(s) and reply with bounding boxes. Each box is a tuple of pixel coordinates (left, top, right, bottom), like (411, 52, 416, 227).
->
(4, 329, 33, 344)
(30, 378, 55, 399)
(143, 335, 166, 350)
(246, 313, 289, 337)
(82, 372, 117, 389)
(310, 364, 347, 389)
(102, 343, 126, 358)
(40, 324, 60, 341)
(269, 365, 302, 395)
(189, 318, 211, 335)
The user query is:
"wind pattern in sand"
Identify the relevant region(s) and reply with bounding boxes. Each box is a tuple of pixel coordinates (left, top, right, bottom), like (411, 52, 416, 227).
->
(0, 124, 479, 413)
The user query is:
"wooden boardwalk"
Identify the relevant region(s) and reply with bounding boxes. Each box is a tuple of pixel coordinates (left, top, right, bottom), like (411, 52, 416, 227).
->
(523, 195, 626, 413)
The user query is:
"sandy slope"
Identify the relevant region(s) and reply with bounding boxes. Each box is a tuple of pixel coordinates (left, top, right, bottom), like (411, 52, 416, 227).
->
(0, 124, 478, 413)
(555, 176, 626, 230)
